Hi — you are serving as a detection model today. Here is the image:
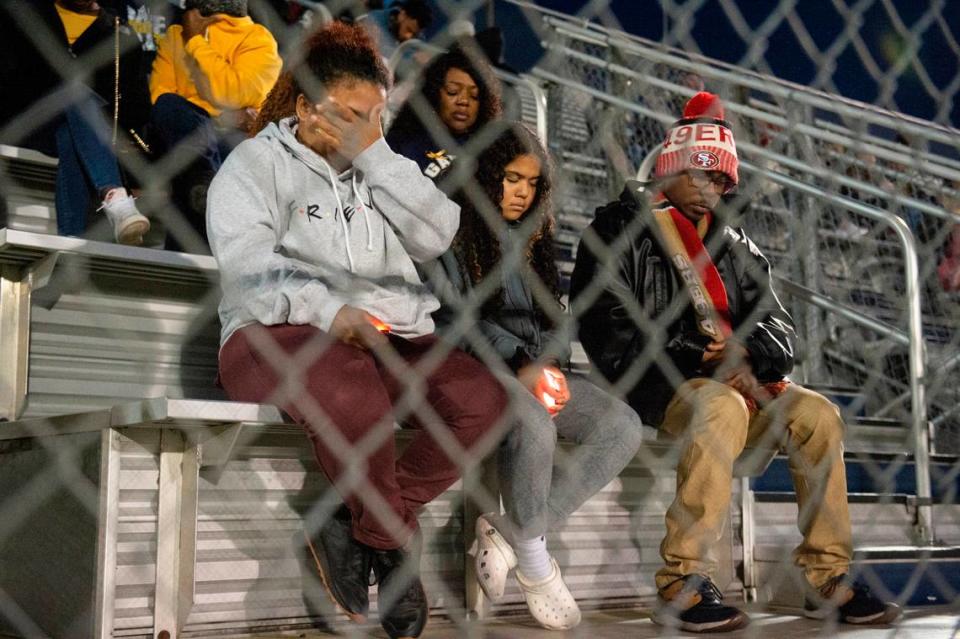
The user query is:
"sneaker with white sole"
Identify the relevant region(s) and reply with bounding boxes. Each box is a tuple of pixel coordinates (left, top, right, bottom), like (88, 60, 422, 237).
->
(804, 575, 902, 625)
(516, 557, 581, 630)
(99, 188, 150, 245)
(471, 513, 517, 603)
(652, 575, 749, 633)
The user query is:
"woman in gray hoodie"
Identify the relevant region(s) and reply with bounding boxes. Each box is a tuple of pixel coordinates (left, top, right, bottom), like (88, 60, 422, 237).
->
(207, 23, 506, 639)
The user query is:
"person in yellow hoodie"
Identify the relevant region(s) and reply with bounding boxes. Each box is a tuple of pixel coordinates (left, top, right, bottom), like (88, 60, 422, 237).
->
(148, 0, 281, 252)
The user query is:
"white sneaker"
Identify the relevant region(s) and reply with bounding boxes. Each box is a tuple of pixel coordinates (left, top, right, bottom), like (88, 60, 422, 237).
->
(99, 188, 150, 245)
(471, 514, 517, 602)
(516, 558, 581, 630)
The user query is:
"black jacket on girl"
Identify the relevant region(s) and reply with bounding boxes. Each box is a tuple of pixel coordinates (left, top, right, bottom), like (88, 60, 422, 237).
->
(429, 224, 571, 372)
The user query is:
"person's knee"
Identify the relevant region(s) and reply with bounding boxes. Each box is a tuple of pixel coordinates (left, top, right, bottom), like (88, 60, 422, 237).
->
(792, 391, 845, 442)
(151, 93, 187, 121)
(690, 380, 749, 428)
(464, 370, 508, 424)
(595, 402, 644, 451)
(506, 402, 558, 452)
(150, 93, 205, 139)
(619, 411, 645, 453)
(432, 355, 510, 435)
(666, 380, 749, 455)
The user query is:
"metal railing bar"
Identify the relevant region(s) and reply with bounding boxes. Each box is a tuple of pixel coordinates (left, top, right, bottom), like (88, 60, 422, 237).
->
(814, 119, 960, 174)
(539, 43, 960, 222)
(774, 277, 909, 346)
(534, 12, 960, 148)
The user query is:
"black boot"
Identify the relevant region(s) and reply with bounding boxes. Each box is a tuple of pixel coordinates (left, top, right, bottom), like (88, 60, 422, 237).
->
(371, 530, 428, 639)
(304, 505, 371, 623)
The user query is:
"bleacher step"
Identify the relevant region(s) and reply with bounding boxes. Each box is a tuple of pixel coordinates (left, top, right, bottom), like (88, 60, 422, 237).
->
(753, 452, 960, 500)
(755, 544, 960, 608)
(753, 491, 917, 504)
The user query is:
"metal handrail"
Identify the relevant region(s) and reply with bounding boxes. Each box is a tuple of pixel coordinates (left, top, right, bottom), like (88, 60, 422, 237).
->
(773, 277, 909, 347)
(534, 67, 935, 543)
(536, 44, 960, 225)
(540, 39, 960, 197)
(528, 8, 960, 150)
(743, 159, 933, 544)
(521, 74, 550, 147)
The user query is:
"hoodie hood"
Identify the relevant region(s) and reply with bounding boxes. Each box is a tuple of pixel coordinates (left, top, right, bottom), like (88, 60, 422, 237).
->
(262, 117, 347, 185)
(186, 0, 246, 17)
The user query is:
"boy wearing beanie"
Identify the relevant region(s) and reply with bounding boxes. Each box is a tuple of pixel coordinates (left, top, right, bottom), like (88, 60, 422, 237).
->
(148, 0, 281, 251)
(571, 92, 901, 632)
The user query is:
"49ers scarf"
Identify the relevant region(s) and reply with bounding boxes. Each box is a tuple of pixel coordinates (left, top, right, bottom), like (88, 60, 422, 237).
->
(650, 202, 788, 412)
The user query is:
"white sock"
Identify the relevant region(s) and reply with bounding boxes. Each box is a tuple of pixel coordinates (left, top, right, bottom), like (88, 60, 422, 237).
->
(515, 535, 552, 582)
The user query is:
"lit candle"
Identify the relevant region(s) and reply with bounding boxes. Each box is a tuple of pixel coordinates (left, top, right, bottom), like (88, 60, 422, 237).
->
(543, 368, 562, 391)
(541, 392, 556, 409)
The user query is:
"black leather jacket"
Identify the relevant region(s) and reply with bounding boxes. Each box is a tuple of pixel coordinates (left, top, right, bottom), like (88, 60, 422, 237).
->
(570, 183, 796, 427)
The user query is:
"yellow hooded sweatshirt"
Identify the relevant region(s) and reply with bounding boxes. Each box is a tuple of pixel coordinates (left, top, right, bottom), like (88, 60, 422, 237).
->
(150, 15, 281, 117)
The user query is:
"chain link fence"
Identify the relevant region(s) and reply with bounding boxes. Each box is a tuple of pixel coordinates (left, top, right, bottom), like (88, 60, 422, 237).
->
(0, 0, 958, 637)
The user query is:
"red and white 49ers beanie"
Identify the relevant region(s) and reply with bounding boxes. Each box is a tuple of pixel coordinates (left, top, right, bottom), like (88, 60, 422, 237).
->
(654, 91, 738, 191)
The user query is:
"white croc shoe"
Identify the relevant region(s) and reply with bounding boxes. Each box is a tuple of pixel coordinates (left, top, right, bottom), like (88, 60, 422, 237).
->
(472, 514, 517, 602)
(516, 558, 581, 630)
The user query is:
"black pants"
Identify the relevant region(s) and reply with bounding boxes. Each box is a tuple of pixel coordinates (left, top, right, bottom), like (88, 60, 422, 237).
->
(149, 93, 239, 252)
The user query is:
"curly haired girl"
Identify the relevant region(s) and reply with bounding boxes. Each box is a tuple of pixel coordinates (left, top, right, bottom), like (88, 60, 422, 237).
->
(429, 123, 644, 631)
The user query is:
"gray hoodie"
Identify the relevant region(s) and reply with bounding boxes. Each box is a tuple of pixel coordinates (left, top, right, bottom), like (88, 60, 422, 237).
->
(207, 116, 460, 347)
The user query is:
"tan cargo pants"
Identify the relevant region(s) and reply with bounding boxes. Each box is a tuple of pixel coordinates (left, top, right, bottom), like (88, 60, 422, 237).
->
(655, 378, 853, 591)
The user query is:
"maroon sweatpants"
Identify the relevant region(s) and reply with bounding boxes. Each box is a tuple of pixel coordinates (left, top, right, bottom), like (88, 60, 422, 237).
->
(218, 323, 507, 549)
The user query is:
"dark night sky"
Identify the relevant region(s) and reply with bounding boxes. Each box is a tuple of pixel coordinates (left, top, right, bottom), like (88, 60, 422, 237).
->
(488, 0, 960, 129)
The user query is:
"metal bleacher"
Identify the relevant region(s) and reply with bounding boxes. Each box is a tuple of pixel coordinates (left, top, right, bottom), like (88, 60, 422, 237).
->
(1, 5, 959, 638)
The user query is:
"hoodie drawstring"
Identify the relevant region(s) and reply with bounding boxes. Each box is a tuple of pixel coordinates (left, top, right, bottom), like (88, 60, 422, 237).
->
(322, 160, 357, 271)
(352, 173, 374, 251)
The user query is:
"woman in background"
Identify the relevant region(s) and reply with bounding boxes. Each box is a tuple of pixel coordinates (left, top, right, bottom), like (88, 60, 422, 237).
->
(386, 44, 501, 186)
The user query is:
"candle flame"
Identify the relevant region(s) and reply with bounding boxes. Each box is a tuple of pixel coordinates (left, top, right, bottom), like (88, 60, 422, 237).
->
(543, 369, 562, 391)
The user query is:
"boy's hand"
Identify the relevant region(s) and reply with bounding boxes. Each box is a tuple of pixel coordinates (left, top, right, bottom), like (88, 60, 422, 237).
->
(708, 341, 761, 397)
(701, 340, 726, 365)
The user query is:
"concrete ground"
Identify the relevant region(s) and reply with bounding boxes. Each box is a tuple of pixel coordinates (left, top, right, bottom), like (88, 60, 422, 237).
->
(243, 606, 960, 639)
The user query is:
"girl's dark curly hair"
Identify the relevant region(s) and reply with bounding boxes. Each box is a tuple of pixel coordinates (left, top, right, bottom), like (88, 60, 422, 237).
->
(387, 43, 502, 142)
(455, 123, 562, 326)
(254, 21, 390, 133)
